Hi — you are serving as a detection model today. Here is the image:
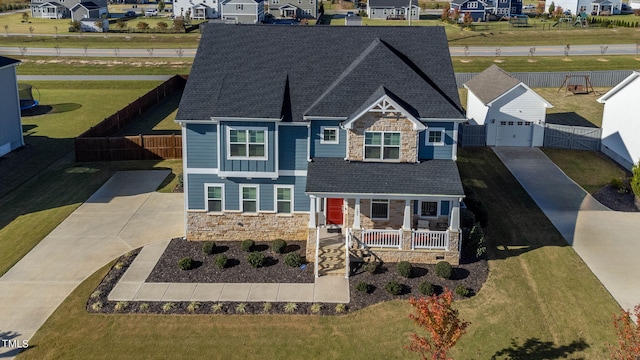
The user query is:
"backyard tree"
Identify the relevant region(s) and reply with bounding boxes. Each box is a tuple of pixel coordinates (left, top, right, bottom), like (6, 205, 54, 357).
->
(406, 289, 470, 360)
(158, 0, 165, 12)
(548, 1, 555, 14)
(157, 21, 168, 31)
(137, 21, 150, 31)
(610, 304, 640, 359)
(631, 163, 640, 208)
(462, 12, 473, 27)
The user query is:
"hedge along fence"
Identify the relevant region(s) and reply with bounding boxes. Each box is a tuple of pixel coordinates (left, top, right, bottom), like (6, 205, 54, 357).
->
(75, 75, 186, 162)
(588, 16, 640, 28)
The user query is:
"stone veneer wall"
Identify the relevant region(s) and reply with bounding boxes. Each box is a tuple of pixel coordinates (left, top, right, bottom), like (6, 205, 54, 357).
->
(347, 112, 418, 162)
(187, 212, 308, 241)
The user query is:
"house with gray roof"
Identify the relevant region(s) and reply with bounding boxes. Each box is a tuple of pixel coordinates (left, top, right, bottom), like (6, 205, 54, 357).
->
(221, 0, 265, 23)
(367, 0, 419, 20)
(30, 0, 107, 19)
(265, 0, 317, 19)
(464, 65, 552, 147)
(0, 56, 24, 157)
(176, 24, 467, 276)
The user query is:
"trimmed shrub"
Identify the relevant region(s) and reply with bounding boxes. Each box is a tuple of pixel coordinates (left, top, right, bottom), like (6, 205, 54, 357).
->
(469, 223, 486, 258)
(435, 261, 452, 279)
(235, 303, 247, 314)
(202, 241, 216, 255)
(284, 302, 298, 313)
(114, 301, 129, 312)
(419, 281, 434, 296)
(284, 252, 302, 267)
(455, 285, 470, 297)
(397, 261, 413, 278)
(356, 281, 370, 293)
(91, 301, 103, 311)
(241, 239, 255, 252)
(187, 301, 200, 313)
(214, 254, 228, 269)
(385, 281, 402, 295)
(463, 186, 489, 227)
(162, 302, 175, 313)
(335, 303, 347, 313)
(363, 261, 379, 274)
(178, 257, 193, 270)
(210, 303, 224, 313)
(247, 252, 265, 268)
(138, 303, 150, 312)
(310, 303, 323, 314)
(262, 302, 272, 314)
(272, 239, 287, 254)
(460, 207, 476, 229)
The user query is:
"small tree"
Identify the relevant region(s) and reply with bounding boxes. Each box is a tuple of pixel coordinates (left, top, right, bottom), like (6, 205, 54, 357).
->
(22, 12, 29, 22)
(406, 289, 470, 360)
(157, 21, 168, 32)
(462, 12, 473, 27)
(173, 17, 185, 31)
(440, 6, 450, 22)
(449, 7, 460, 24)
(552, 5, 564, 19)
(535, 2, 545, 16)
(610, 304, 640, 359)
(158, 0, 165, 12)
(631, 163, 640, 208)
(548, 1, 555, 14)
(137, 21, 150, 31)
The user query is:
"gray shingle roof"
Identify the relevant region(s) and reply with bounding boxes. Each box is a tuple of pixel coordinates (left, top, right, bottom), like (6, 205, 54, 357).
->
(463, 64, 521, 105)
(177, 24, 464, 121)
(0, 56, 20, 69)
(306, 157, 464, 196)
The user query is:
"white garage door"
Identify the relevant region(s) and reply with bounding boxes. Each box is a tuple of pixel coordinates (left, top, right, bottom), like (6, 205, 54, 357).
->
(496, 120, 533, 146)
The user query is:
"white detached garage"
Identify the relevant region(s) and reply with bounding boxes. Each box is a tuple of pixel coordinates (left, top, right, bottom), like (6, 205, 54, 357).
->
(464, 65, 553, 147)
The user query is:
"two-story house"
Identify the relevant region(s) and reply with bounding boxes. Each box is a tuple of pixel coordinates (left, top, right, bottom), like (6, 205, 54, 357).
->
(221, 0, 264, 23)
(176, 25, 467, 277)
(367, 0, 420, 20)
(30, 0, 107, 19)
(265, 0, 317, 19)
(450, 0, 521, 21)
(172, 0, 222, 20)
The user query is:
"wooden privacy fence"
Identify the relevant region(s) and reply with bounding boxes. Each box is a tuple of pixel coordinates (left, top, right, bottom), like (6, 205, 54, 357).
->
(75, 135, 182, 162)
(75, 75, 186, 162)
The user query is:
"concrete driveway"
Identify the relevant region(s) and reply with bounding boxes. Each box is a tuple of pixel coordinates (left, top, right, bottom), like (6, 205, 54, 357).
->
(0, 171, 183, 358)
(494, 147, 640, 314)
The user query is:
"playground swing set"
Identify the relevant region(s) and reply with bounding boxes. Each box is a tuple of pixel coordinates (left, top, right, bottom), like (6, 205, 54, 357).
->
(557, 74, 600, 96)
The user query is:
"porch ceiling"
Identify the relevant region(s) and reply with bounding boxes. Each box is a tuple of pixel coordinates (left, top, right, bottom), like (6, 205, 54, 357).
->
(305, 157, 464, 197)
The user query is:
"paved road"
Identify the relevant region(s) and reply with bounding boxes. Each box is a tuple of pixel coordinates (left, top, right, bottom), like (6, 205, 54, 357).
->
(494, 147, 640, 317)
(17, 75, 173, 81)
(0, 171, 183, 359)
(1, 43, 638, 58)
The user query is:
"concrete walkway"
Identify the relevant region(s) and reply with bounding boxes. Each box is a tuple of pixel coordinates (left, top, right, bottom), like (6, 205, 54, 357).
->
(108, 239, 349, 304)
(0, 171, 184, 358)
(494, 147, 640, 314)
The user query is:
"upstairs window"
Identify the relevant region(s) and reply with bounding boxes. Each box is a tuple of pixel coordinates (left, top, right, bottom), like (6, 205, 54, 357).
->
(321, 127, 339, 144)
(228, 128, 266, 159)
(468, 1, 478, 8)
(206, 184, 224, 212)
(241, 185, 258, 213)
(364, 132, 400, 160)
(426, 128, 445, 146)
(236, 4, 243, 9)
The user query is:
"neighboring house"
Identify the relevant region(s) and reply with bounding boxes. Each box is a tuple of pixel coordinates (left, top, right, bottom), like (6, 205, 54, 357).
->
(172, 0, 221, 19)
(80, 18, 109, 32)
(0, 56, 24, 157)
(176, 24, 467, 274)
(631, 0, 640, 9)
(494, 0, 522, 16)
(464, 65, 552, 147)
(597, 71, 640, 170)
(449, 0, 494, 21)
(265, 0, 317, 18)
(367, 0, 419, 20)
(544, 0, 621, 15)
(31, 0, 107, 19)
(221, 0, 264, 23)
(345, 15, 362, 25)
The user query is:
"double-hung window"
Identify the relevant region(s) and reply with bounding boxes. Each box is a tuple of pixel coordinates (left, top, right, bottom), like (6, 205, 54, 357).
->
(241, 185, 259, 213)
(206, 184, 224, 212)
(364, 132, 400, 160)
(426, 128, 445, 146)
(228, 128, 266, 159)
(371, 199, 389, 219)
(420, 201, 438, 218)
(275, 186, 293, 214)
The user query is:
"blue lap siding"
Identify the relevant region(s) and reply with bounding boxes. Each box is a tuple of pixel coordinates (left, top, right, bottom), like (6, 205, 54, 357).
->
(419, 122, 456, 160)
(185, 124, 218, 168)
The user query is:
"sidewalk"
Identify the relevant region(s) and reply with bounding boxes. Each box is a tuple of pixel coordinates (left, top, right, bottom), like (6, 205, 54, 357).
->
(108, 240, 350, 304)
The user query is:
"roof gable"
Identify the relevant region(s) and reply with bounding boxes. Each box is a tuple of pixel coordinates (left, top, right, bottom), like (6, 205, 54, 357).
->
(464, 64, 522, 104)
(341, 87, 425, 130)
(0, 56, 20, 69)
(597, 71, 640, 103)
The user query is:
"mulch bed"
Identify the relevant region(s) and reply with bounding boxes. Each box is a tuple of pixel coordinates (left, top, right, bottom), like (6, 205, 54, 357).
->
(592, 184, 639, 212)
(88, 238, 488, 315)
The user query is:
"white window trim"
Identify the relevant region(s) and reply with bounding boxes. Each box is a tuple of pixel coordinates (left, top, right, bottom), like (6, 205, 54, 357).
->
(274, 185, 294, 214)
(468, 1, 478, 8)
(363, 131, 401, 161)
(226, 126, 268, 161)
(205, 183, 225, 213)
(320, 126, 339, 144)
(419, 200, 440, 219)
(240, 184, 259, 213)
(370, 199, 390, 220)
(426, 128, 445, 146)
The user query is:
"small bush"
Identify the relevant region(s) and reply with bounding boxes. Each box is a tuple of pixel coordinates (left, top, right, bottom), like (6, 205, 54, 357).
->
(284, 302, 298, 313)
(210, 303, 224, 313)
(241, 239, 255, 252)
(455, 285, 470, 297)
(272, 239, 287, 254)
(435, 261, 452, 279)
(247, 252, 265, 268)
(187, 301, 201, 313)
(162, 302, 175, 313)
(460, 207, 476, 229)
(114, 261, 125, 270)
(284, 252, 302, 267)
(469, 223, 486, 258)
(114, 301, 129, 312)
(335, 303, 347, 313)
(202, 241, 216, 255)
(235, 303, 248, 314)
(310, 303, 323, 314)
(91, 301, 103, 311)
(139, 303, 150, 312)
(397, 261, 413, 278)
(214, 254, 228, 269)
(356, 281, 370, 293)
(419, 281, 434, 296)
(262, 302, 272, 314)
(363, 261, 379, 274)
(178, 257, 193, 270)
(90, 290, 102, 299)
(385, 281, 402, 295)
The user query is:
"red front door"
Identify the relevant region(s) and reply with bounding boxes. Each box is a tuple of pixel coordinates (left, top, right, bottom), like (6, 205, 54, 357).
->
(326, 198, 343, 225)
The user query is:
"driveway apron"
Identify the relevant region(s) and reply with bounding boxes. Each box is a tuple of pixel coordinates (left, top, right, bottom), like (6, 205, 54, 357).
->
(0, 171, 184, 358)
(494, 147, 640, 314)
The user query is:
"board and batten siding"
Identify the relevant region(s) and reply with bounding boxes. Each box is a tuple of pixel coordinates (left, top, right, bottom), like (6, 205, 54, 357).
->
(186, 123, 217, 169)
(219, 121, 276, 173)
(0, 66, 22, 157)
(465, 90, 490, 125)
(187, 174, 309, 212)
(418, 122, 455, 160)
(278, 124, 308, 170)
(310, 120, 347, 158)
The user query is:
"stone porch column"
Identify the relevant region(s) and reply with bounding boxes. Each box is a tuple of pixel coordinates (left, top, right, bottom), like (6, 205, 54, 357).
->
(353, 197, 361, 229)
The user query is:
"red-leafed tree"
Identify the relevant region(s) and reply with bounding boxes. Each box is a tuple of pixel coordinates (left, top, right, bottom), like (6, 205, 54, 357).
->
(406, 289, 470, 360)
(610, 304, 640, 360)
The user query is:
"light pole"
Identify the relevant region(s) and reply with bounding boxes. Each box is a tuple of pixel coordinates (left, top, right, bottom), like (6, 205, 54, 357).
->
(408, 0, 412, 25)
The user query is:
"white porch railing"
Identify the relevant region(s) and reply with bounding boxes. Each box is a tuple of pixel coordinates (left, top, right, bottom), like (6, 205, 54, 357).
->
(314, 227, 319, 278)
(411, 229, 449, 250)
(344, 228, 350, 279)
(361, 229, 402, 249)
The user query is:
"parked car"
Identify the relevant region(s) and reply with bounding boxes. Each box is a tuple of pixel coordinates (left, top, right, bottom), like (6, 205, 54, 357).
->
(523, 4, 535, 10)
(346, 11, 355, 16)
(144, 9, 158, 16)
(124, 10, 136, 17)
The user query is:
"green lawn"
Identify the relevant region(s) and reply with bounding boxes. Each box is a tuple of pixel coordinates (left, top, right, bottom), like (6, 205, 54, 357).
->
(113, 90, 182, 136)
(14, 56, 192, 75)
(16, 148, 620, 359)
(541, 148, 628, 193)
(452, 55, 640, 73)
